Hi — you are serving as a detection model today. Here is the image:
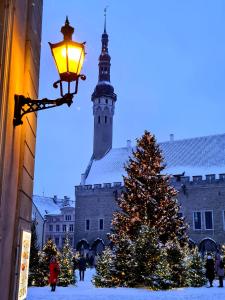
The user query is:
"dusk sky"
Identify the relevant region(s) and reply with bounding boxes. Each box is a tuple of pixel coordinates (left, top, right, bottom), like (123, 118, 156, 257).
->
(34, 0, 225, 199)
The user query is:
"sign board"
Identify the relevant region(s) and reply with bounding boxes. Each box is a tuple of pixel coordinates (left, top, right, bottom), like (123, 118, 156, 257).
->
(18, 230, 31, 300)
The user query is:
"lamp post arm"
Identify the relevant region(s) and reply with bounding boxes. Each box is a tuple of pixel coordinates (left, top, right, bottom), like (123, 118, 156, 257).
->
(13, 94, 74, 126)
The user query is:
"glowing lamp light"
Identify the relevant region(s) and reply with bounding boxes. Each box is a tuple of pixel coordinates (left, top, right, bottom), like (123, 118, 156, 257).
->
(13, 17, 86, 126)
(49, 39, 85, 82)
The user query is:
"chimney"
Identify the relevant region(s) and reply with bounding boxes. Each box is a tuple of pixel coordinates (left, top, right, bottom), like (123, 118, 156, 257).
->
(63, 196, 70, 207)
(127, 139, 132, 149)
(81, 173, 85, 185)
(170, 134, 174, 142)
(53, 195, 57, 204)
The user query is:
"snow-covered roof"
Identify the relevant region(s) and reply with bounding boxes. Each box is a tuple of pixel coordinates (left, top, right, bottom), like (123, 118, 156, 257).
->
(32, 195, 74, 217)
(85, 133, 225, 185)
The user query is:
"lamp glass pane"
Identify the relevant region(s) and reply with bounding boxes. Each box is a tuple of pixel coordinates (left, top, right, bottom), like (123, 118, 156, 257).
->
(52, 44, 68, 74)
(67, 44, 84, 75)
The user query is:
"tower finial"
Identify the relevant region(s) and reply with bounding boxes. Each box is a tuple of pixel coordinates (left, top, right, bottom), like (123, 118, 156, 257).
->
(104, 6, 108, 33)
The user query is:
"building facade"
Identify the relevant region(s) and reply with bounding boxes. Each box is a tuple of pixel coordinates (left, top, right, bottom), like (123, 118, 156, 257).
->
(74, 20, 225, 254)
(44, 206, 75, 249)
(0, 1, 43, 299)
(32, 195, 75, 249)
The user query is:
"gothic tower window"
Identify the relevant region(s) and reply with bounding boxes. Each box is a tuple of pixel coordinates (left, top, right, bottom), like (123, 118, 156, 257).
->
(98, 116, 101, 124)
(105, 99, 108, 104)
(105, 116, 107, 123)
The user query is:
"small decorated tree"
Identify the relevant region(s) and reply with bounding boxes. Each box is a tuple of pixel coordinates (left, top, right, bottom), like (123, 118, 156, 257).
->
(36, 239, 58, 286)
(153, 246, 172, 290)
(93, 247, 117, 287)
(166, 240, 189, 287)
(58, 235, 76, 286)
(187, 246, 207, 287)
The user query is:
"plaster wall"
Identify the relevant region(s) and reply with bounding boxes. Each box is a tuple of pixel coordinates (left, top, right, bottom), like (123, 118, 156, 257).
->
(0, 1, 43, 299)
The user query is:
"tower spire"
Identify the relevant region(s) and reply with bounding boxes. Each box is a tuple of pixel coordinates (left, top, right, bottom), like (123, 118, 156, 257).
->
(104, 7, 108, 33)
(91, 11, 117, 160)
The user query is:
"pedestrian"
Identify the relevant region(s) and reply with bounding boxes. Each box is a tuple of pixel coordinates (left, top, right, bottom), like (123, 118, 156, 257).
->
(78, 254, 86, 281)
(205, 255, 215, 287)
(89, 255, 94, 268)
(215, 253, 224, 287)
(49, 256, 60, 292)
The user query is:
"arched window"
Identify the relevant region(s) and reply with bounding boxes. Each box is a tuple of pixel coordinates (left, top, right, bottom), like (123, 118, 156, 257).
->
(91, 238, 105, 255)
(105, 116, 107, 123)
(105, 99, 108, 104)
(199, 238, 218, 254)
(98, 116, 100, 124)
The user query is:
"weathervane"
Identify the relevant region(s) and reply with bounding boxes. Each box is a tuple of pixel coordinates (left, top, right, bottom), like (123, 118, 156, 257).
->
(104, 6, 109, 33)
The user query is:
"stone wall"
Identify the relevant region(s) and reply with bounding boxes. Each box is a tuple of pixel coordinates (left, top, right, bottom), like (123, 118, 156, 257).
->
(74, 175, 225, 249)
(74, 183, 123, 246)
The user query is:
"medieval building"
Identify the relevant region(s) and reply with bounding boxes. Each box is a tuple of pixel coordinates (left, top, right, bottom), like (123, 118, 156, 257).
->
(74, 20, 225, 255)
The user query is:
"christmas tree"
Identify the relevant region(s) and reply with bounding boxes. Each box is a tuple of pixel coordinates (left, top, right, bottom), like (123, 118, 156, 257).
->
(187, 246, 207, 287)
(95, 131, 189, 288)
(37, 239, 58, 286)
(166, 240, 189, 287)
(130, 226, 162, 287)
(92, 247, 117, 287)
(58, 235, 76, 286)
(153, 245, 172, 290)
(28, 221, 40, 286)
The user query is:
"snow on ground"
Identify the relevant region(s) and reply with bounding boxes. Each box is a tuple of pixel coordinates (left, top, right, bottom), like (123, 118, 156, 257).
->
(27, 268, 225, 300)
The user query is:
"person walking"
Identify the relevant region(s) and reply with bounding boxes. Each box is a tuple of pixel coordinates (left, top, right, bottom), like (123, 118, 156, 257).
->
(205, 255, 215, 287)
(215, 253, 224, 287)
(49, 256, 60, 292)
(78, 254, 86, 281)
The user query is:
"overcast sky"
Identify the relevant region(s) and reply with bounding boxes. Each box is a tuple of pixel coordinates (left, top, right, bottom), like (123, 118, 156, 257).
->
(34, 0, 225, 199)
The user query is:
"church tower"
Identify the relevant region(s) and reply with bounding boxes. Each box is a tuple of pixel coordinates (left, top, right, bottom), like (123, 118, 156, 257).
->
(92, 10, 117, 160)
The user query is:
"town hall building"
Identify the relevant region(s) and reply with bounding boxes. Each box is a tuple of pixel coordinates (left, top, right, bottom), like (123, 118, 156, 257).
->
(74, 19, 225, 254)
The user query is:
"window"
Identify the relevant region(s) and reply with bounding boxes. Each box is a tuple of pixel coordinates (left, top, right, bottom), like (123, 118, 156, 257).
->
(49, 225, 53, 232)
(69, 224, 74, 232)
(98, 116, 100, 124)
(205, 211, 213, 230)
(85, 219, 90, 231)
(55, 237, 59, 246)
(193, 212, 202, 230)
(62, 238, 66, 245)
(99, 219, 104, 230)
(105, 99, 108, 104)
(63, 224, 67, 232)
(65, 215, 71, 221)
(56, 225, 60, 232)
(105, 116, 107, 123)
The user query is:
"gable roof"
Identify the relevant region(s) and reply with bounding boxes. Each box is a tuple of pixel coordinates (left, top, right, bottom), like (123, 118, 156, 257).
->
(85, 133, 225, 185)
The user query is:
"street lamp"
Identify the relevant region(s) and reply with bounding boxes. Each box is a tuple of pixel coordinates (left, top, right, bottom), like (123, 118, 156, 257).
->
(13, 17, 86, 126)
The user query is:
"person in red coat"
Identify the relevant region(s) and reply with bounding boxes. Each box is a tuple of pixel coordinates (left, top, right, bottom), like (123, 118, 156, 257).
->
(49, 256, 60, 291)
